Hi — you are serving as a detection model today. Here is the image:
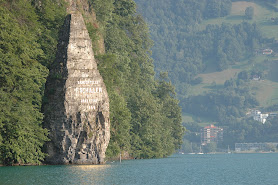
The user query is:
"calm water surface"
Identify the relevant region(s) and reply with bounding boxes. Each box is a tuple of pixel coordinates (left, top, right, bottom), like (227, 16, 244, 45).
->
(1, 153, 278, 185)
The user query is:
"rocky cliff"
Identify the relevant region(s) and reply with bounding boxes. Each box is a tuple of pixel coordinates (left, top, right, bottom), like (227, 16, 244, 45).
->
(43, 12, 110, 165)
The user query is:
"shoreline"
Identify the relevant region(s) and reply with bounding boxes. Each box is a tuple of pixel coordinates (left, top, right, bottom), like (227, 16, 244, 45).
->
(2, 152, 277, 166)
(0, 157, 131, 167)
(181, 151, 278, 155)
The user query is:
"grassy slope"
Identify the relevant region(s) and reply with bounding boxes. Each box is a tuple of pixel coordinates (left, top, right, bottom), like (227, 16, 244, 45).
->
(183, 1, 278, 123)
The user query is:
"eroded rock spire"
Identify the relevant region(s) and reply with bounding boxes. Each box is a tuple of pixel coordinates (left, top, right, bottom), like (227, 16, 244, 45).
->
(43, 13, 110, 164)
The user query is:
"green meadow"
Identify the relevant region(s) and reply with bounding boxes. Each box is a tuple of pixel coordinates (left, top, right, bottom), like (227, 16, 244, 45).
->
(189, 1, 278, 108)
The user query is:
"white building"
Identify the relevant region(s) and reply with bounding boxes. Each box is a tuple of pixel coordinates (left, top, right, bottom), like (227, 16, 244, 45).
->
(263, 49, 273, 55)
(250, 110, 268, 124)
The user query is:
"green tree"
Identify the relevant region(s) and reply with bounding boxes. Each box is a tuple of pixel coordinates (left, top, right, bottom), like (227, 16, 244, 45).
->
(0, 5, 49, 165)
(245, 6, 254, 20)
(97, 54, 132, 158)
(95, 0, 184, 158)
(203, 142, 217, 153)
(0, 0, 65, 165)
(89, 0, 114, 25)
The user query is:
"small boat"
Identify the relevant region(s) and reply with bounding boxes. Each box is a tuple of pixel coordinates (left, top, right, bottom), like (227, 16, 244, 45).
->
(197, 145, 204, 155)
(227, 145, 231, 154)
(188, 142, 195, 154)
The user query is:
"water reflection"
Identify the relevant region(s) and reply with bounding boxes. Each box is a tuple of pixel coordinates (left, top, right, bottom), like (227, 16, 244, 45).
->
(64, 164, 113, 185)
(0, 164, 114, 185)
(67, 164, 112, 170)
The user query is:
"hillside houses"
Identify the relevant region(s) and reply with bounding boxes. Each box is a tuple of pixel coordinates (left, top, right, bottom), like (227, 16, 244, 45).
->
(235, 142, 278, 152)
(254, 48, 274, 55)
(252, 75, 260, 81)
(249, 109, 269, 124)
(262, 49, 273, 55)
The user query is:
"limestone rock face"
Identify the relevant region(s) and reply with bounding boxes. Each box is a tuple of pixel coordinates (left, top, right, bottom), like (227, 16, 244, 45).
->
(43, 13, 110, 164)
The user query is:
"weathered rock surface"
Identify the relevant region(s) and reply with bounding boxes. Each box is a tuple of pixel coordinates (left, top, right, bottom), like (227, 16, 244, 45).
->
(43, 13, 110, 164)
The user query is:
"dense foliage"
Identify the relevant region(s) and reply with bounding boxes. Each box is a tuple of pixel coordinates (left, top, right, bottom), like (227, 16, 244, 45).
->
(92, 0, 184, 158)
(245, 6, 254, 20)
(181, 77, 259, 123)
(0, 0, 66, 165)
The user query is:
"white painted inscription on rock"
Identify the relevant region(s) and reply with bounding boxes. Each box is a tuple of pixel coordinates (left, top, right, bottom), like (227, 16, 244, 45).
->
(81, 99, 98, 103)
(78, 80, 99, 85)
(74, 87, 103, 94)
(69, 78, 103, 112)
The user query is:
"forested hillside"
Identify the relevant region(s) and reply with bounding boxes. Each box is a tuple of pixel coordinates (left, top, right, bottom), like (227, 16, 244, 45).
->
(91, 0, 183, 159)
(135, 0, 273, 96)
(0, 0, 183, 165)
(0, 0, 66, 165)
(135, 0, 278, 151)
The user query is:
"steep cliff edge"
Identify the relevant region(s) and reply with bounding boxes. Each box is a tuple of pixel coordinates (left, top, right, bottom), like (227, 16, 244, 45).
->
(43, 12, 110, 165)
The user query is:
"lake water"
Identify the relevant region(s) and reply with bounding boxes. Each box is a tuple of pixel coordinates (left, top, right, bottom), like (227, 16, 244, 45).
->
(1, 153, 278, 185)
